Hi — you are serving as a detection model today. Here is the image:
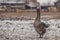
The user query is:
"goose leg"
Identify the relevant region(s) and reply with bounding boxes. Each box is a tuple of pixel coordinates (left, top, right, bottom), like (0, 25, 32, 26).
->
(40, 34, 43, 38)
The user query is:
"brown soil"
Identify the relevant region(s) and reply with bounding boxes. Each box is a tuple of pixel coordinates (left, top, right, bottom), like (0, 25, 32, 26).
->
(0, 9, 60, 20)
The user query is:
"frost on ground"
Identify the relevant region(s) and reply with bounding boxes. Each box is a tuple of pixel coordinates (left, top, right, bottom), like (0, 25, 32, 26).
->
(0, 19, 60, 40)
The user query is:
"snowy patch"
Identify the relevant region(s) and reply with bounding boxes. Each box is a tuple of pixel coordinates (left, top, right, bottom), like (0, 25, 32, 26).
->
(0, 19, 60, 40)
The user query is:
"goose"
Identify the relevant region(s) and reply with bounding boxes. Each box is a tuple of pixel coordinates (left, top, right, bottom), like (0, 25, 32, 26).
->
(33, 3, 49, 38)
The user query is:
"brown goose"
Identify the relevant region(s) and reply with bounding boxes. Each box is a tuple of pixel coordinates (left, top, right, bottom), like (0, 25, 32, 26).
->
(33, 4, 49, 38)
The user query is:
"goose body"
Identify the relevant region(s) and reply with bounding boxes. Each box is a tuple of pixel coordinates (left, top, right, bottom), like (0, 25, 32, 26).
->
(33, 4, 49, 38)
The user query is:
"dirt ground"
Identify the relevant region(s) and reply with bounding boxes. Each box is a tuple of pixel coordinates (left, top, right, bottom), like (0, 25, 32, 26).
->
(0, 10, 60, 20)
(0, 9, 60, 40)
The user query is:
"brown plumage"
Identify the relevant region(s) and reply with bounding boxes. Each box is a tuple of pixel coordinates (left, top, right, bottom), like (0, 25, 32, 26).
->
(33, 7, 49, 38)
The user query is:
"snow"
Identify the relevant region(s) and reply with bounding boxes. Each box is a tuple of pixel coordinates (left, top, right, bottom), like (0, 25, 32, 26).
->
(37, 0, 58, 6)
(0, 19, 60, 40)
(6, 1, 16, 3)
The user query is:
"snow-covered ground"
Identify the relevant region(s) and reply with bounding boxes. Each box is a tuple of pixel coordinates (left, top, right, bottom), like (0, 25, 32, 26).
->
(37, 0, 58, 6)
(0, 19, 60, 40)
